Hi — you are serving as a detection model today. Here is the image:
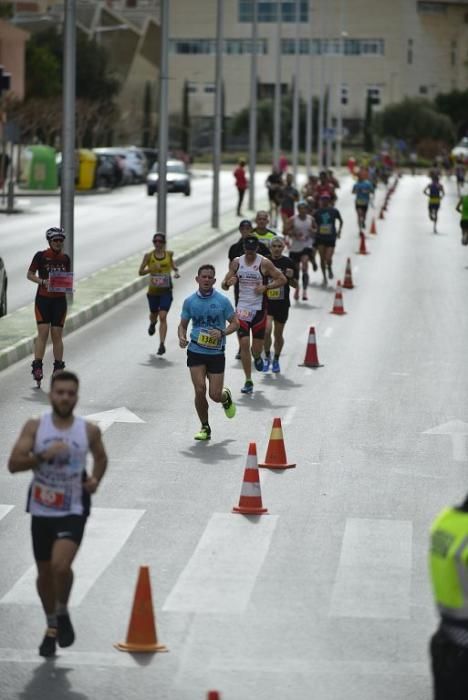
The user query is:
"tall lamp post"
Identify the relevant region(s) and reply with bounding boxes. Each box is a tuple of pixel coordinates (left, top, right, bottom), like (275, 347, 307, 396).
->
(305, 1, 314, 174)
(272, 8, 282, 169)
(248, 0, 258, 212)
(157, 0, 169, 234)
(211, 0, 223, 228)
(335, 0, 346, 168)
(291, 4, 300, 180)
(61, 0, 76, 299)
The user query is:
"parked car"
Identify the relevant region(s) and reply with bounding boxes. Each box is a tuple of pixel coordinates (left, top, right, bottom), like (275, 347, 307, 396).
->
(140, 147, 158, 171)
(95, 153, 122, 189)
(147, 159, 191, 197)
(0, 255, 8, 317)
(452, 137, 468, 160)
(93, 148, 133, 185)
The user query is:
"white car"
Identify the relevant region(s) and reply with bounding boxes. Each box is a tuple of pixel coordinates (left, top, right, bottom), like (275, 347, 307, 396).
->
(452, 137, 468, 160)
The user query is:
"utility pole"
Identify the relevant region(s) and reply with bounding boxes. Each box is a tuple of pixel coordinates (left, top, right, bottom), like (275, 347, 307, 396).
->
(305, 1, 314, 174)
(248, 0, 258, 211)
(60, 0, 76, 296)
(272, 8, 282, 169)
(291, 6, 300, 180)
(317, 0, 325, 170)
(157, 0, 169, 234)
(336, 0, 346, 168)
(211, 0, 223, 228)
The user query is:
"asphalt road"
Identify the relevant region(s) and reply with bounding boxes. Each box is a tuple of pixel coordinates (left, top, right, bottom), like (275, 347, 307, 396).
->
(0, 174, 467, 700)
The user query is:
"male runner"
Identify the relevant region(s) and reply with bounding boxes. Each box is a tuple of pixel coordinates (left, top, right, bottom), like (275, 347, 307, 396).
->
(424, 175, 445, 233)
(27, 227, 71, 385)
(313, 194, 343, 286)
(263, 237, 298, 373)
(7, 370, 108, 657)
(138, 233, 180, 355)
(178, 264, 239, 441)
(285, 200, 317, 301)
(456, 193, 468, 246)
(352, 170, 374, 232)
(265, 167, 283, 226)
(279, 173, 299, 234)
(222, 236, 285, 394)
(316, 171, 336, 206)
(252, 210, 278, 250)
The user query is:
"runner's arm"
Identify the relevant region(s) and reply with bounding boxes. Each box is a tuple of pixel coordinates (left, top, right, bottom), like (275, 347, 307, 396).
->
(211, 312, 239, 341)
(178, 317, 190, 348)
(336, 211, 344, 236)
(221, 260, 239, 290)
(8, 419, 41, 472)
(138, 253, 150, 276)
(262, 259, 287, 290)
(169, 251, 180, 278)
(456, 199, 462, 213)
(84, 423, 108, 493)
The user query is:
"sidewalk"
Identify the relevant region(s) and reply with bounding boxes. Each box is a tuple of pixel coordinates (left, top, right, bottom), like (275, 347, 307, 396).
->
(0, 205, 251, 372)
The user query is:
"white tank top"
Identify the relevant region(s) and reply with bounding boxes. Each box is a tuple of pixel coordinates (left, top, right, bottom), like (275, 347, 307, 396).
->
(28, 413, 89, 517)
(236, 254, 265, 317)
(289, 214, 314, 253)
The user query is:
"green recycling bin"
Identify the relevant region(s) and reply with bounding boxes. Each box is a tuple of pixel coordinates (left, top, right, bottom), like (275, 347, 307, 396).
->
(20, 145, 58, 190)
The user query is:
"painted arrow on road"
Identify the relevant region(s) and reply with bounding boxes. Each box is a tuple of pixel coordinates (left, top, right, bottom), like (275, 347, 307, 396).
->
(423, 420, 468, 462)
(85, 407, 145, 433)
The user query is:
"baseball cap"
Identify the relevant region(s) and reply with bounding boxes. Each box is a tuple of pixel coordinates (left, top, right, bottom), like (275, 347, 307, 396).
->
(239, 219, 252, 229)
(243, 236, 259, 250)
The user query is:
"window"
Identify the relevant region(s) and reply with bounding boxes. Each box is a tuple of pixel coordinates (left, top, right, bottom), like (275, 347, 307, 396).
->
(280, 37, 384, 56)
(239, 1, 308, 23)
(407, 38, 413, 65)
(340, 85, 349, 106)
(258, 82, 288, 99)
(417, 2, 447, 14)
(187, 83, 198, 94)
(170, 38, 268, 55)
(367, 87, 381, 106)
(204, 84, 216, 93)
(419, 85, 428, 95)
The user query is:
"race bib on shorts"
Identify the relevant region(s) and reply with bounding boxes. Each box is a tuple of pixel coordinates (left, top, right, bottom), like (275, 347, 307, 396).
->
(429, 197, 439, 205)
(319, 224, 332, 235)
(356, 198, 367, 206)
(33, 483, 66, 510)
(150, 274, 170, 288)
(267, 287, 284, 300)
(237, 308, 255, 322)
(197, 329, 221, 349)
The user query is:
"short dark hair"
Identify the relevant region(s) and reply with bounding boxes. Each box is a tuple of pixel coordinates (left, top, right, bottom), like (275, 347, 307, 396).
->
(197, 264, 216, 276)
(50, 370, 79, 388)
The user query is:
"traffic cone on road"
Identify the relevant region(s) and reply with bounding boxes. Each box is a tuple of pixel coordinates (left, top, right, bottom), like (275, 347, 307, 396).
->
(299, 326, 323, 368)
(115, 566, 168, 653)
(259, 417, 296, 470)
(330, 281, 347, 315)
(207, 693, 221, 700)
(370, 217, 377, 235)
(357, 233, 369, 255)
(232, 443, 268, 515)
(342, 258, 354, 289)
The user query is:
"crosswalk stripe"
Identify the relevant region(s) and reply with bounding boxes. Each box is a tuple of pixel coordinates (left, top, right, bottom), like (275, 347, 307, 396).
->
(0, 505, 14, 521)
(0, 508, 145, 607)
(163, 512, 278, 614)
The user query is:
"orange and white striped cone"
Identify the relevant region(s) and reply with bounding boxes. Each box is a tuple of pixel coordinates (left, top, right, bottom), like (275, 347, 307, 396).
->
(298, 326, 323, 368)
(232, 443, 268, 515)
(258, 417, 296, 470)
(370, 217, 377, 235)
(342, 258, 354, 290)
(357, 233, 369, 255)
(330, 281, 346, 315)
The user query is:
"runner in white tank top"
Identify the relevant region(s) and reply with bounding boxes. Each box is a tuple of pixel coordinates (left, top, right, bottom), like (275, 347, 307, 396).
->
(285, 201, 318, 301)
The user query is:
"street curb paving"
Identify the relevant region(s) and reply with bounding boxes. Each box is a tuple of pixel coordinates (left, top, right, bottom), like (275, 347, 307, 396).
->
(0, 222, 239, 374)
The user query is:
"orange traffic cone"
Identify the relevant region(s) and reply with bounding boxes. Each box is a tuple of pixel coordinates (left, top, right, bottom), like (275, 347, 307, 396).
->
(115, 566, 168, 653)
(330, 280, 347, 315)
(357, 233, 369, 255)
(342, 258, 354, 289)
(299, 326, 323, 368)
(370, 217, 377, 235)
(258, 417, 296, 469)
(232, 443, 268, 515)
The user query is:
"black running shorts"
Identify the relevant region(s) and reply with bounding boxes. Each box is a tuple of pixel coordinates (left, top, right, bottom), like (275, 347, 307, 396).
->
(34, 296, 67, 327)
(31, 514, 87, 561)
(187, 350, 226, 374)
(267, 302, 289, 324)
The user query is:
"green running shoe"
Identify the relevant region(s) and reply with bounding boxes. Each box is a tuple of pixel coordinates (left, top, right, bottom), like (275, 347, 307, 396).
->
(222, 387, 236, 418)
(194, 424, 211, 441)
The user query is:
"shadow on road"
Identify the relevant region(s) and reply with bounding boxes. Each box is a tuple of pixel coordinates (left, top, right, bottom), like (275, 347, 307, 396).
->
(179, 438, 241, 463)
(19, 663, 89, 700)
(140, 356, 176, 368)
(21, 389, 49, 405)
(262, 374, 302, 390)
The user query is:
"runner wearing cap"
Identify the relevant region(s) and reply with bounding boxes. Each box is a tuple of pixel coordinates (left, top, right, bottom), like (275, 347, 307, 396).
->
(313, 195, 343, 287)
(222, 236, 286, 394)
(27, 227, 71, 386)
(284, 200, 317, 301)
(138, 233, 180, 356)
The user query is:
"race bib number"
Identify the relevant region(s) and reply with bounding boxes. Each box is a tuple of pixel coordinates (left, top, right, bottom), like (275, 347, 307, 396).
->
(319, 225, 332, 235)
(356, 198, 367, 206)
(429, 197, 439, 205)
(48, 271, 74, 293)
(33, 484, 66, 510)
(267, 287, 284, 300)
(150, 274, 170, 288)
(197, 329, 221, 349)
(237, 308, 255, 322)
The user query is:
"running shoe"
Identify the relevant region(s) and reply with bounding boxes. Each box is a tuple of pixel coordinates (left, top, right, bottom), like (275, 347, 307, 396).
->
(302, 292, 308, 301)
(39, 628, 57, 657)
(148, 322, 156, 336)
(53, 360, 65, 374)
(157, 343, 166, 356)
(57, 613, 75, 648)
(263, 357, 271, 372)
(327, 265, 334, 280)
(222, 387, 236, 419)
(294, 288, 299, 301)
(194, 425, 211, 441)
(272, 358, 281, 373)
(241, 380, 254, 394)
(254, 355, 264, 372)
(312, 260, 318, 272)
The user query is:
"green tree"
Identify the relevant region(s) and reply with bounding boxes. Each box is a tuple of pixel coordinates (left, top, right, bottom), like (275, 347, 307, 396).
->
(25, 42, 61, 98)
(434, 89, 468, 139)
(374, 98, 455, 147)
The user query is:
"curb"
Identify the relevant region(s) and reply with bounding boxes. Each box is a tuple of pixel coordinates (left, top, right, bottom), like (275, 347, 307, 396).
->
(0, 223, 238, 374)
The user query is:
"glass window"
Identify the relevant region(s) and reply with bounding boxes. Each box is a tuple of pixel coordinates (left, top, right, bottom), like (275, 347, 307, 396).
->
(341, 85, 349, 106)
(170, 38, 267, 55)
(239, 0, 308, 22)
(417, 2, 447, 14)
(367, 86, 381, 106)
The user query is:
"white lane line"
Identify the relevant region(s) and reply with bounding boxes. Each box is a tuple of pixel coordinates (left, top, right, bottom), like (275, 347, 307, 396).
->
(329, 518, 412, 620)
(282, 406, 297, 426)
(210, 657, 427, 676)
(0, 648, 136, 667)
(163, 512, 278, 614)
(0, 505, 14, 521)
(0, 508, 145, 607)
(323, 327, 334, 338)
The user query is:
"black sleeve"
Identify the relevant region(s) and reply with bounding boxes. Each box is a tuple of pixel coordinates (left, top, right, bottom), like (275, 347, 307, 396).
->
(29, 251, 43, 273)
(228, 243, 237, 261)
(258, 242, 270, 258)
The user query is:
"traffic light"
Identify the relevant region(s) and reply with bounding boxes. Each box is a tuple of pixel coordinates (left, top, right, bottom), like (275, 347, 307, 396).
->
(0, 66, 11, 97)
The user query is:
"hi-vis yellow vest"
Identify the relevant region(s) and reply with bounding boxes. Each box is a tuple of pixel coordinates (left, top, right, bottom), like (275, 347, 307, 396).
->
(147, 251, 173, 295)
(429, 507, 468, 623)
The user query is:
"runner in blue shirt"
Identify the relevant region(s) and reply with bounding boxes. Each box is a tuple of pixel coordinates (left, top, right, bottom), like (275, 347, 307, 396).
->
(352, 171, 374, 232)
(178, 264, 239, 441)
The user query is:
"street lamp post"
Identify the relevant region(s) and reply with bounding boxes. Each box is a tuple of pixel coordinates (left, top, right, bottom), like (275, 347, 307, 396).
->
(211, 0, 223, 229)
(157, 0, 169, 234)
(273, 9, 282, 169)
(248, 0, 258, 212)
(336, 0, 346, 168)
(291, 5, 300, 180)
(317, 0, 325, 169)
(60, 0, 76, 299)
(305, 1, 315, 174)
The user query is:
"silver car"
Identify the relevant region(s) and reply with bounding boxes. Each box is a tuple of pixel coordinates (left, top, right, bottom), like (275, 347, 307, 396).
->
(147, 159, 191, 197)
(0, 254, 7, 317)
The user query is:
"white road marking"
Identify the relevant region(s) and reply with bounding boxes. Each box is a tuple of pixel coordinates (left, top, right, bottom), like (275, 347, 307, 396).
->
(0, 648, 136, 667)
(323, 327, 334, 338)
(163, 513, 278, 614)
(282, 406, 297, 426)
(424, 420, 468, 462)
(210, 657, 427, 676)
(0, 505, 14, 522)
(85, 407, 145, 433)
(329, 518, 412, 619)
(391, 372, 410, 377)
(0, 508, 145, 607)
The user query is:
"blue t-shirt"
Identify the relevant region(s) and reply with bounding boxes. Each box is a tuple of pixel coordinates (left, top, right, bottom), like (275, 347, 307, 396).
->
(353, 180, 374, 206)
(181, 289, 235, 355)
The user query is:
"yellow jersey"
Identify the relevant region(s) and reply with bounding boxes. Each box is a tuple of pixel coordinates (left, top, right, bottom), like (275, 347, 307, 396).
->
(147, 250, 173, 295)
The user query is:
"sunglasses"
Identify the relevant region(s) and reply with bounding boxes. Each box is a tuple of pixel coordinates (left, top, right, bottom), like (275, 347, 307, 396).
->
(51, 238, 64, 243)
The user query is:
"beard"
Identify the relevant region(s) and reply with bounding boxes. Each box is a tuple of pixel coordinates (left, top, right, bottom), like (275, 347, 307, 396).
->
(51, 400, 76, 419)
